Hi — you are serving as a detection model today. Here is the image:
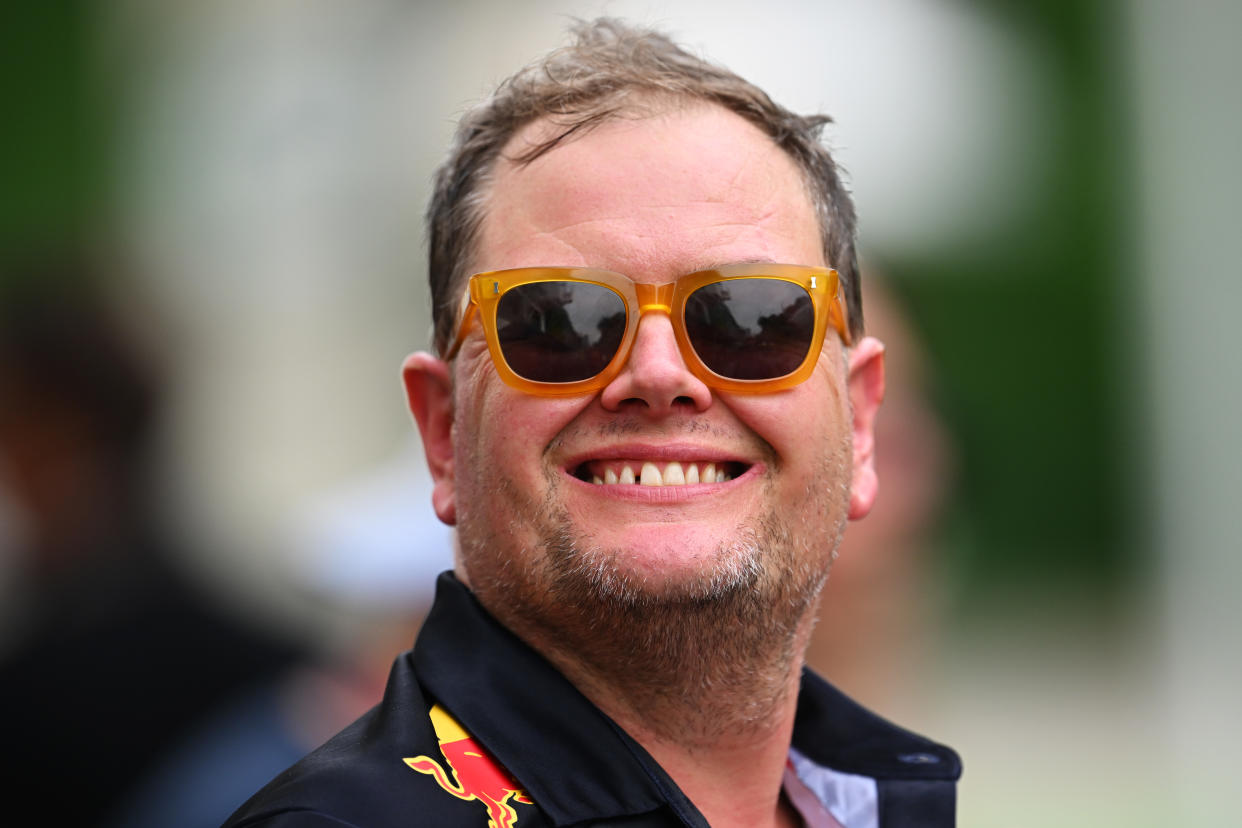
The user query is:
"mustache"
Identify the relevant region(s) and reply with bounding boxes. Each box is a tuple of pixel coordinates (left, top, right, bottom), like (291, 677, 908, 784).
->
(558, 416, 729, 440)
(546, 415, 773, 467)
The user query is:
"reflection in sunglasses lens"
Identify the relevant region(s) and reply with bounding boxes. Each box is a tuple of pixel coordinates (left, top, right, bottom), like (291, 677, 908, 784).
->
(497, 282, 627, 382)
(685, 279, 813, 380)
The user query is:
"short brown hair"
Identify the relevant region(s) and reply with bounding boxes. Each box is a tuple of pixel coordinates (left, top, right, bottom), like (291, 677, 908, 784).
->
(426, 17, 862, 356)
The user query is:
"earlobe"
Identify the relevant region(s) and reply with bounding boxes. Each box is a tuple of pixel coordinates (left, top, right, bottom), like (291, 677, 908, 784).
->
(402, 351, 458, 526)
(846, 336, 886, 520)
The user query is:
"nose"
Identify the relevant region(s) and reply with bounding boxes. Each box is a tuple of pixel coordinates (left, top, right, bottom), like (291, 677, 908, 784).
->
(598, 310, 714, 414)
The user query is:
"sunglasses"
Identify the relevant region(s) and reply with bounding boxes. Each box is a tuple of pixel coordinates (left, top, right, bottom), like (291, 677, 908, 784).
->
(444, 263, 851, 395)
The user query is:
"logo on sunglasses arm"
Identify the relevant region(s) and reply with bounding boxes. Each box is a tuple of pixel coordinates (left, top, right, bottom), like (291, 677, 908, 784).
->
(404, 704, 534, 827)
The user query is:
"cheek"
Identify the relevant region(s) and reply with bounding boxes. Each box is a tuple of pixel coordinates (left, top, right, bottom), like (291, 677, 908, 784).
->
(452, 366, 586, 500)
(728, 378, 849, 472)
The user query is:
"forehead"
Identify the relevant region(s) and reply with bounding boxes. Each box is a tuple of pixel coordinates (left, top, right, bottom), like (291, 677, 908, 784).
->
(473, 103, 824, 278)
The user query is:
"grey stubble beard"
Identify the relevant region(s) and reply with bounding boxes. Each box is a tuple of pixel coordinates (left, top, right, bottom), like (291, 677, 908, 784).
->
(459, 444, 851, 748)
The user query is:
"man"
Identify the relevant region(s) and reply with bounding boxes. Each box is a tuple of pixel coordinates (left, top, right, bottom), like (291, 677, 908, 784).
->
(224, 18, 960, 828)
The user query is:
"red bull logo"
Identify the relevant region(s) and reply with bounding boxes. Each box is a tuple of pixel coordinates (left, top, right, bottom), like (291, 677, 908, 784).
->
(404, 704, 534, 827)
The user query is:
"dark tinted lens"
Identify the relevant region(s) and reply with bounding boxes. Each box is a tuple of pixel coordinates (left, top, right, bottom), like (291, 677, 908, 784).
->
(495, 281, 627, 382)
(684, 279, 814, 380)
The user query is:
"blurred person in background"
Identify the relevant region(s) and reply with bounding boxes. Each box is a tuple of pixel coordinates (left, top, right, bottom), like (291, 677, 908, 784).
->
(805, 275, 954, 718)
(224, 18, 959, 828)
(111, 442, 450, 828)
(108, 595, 429, 828)
(0, 249, 306, 827)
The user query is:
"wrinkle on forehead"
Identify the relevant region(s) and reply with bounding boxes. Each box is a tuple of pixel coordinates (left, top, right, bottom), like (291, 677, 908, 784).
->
(488, 210, 809, 277)
(521, 204, 783, 237)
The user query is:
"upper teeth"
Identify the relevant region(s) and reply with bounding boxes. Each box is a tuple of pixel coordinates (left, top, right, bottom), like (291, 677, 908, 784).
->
(591, 461, 732, 487)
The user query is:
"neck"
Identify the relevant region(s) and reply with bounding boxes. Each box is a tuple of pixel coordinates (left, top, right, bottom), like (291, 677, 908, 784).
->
(631, 696, 804, 828)
(517, 598, 820, 828)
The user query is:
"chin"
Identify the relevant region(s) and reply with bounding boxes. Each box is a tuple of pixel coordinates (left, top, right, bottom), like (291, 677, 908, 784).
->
(545, 522, 770, 607)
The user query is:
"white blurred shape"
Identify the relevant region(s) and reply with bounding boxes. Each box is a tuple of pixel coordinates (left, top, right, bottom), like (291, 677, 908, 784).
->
(528, 0, 1055, 255)
(286, 438, 453, 613)
(1130, 0, 1242, 823)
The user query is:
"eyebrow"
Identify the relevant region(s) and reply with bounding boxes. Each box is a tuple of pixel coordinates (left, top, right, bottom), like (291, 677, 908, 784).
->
(693, 257, 779, 271)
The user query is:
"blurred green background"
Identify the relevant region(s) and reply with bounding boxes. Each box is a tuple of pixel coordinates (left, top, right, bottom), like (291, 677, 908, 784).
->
(2, 2, 109, 263)
(3, 1, 1239, 826)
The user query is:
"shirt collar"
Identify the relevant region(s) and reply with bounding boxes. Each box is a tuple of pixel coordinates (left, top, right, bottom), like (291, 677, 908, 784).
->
(413, 572, 688, 826)
(793, 671, 961, 782)
(413, 572, 960, 826)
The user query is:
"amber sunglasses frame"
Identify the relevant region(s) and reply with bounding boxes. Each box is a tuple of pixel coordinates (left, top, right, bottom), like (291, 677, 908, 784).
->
(443, 262, 852, 396)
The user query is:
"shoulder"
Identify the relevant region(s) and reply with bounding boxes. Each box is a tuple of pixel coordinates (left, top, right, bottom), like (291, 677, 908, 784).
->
(225, 809, 364, 827)
(221, 663, 554, 828)
(221, 675, 447, 828)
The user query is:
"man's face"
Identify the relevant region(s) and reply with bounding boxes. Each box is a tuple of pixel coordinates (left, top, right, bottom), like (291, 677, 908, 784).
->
(406, 103, 882, 642)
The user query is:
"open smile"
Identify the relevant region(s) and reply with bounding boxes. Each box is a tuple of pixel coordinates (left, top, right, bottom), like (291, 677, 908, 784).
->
(571, 459, 750, 487)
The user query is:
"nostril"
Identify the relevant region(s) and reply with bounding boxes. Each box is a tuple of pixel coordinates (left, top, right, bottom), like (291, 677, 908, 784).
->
(616, 394, 696, 411)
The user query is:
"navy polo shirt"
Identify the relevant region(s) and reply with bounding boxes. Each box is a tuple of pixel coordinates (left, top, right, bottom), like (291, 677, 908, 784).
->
(223, 573, 960, 827)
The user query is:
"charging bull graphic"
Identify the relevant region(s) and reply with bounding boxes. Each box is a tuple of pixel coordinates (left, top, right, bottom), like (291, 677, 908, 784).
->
(404, 704, 534, 827)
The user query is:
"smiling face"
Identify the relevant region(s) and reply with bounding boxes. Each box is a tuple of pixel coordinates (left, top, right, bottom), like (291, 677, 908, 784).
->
(405, 102, 883, 675)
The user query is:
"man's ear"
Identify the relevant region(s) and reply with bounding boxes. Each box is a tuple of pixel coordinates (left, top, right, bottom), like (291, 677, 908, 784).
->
(402, 351, 457, 526)
(846, 336, 886, 520)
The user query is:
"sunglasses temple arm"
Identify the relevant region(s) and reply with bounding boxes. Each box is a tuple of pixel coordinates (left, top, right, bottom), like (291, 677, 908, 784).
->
(834, 305, 853, 346)
(443, 301, 478, 361)
(830, 283, 853, 347)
